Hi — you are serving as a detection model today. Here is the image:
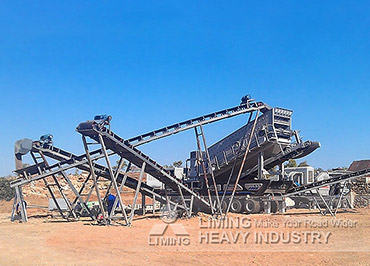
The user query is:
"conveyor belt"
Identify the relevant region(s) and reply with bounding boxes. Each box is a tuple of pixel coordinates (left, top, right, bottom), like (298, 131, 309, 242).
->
(11, 143, 176, 207)
(126, 101, 269, 146)
(76, 122, 210, 207)
(285, 168, 370, 197)
(241, 140, 321, 179)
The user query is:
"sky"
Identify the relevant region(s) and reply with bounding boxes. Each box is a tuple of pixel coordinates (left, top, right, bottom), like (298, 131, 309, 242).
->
(0, 1, 369, 176)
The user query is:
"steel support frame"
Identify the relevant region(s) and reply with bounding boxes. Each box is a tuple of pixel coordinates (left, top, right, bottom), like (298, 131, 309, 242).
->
(81, 132, 190, 225)
(11, 186, 28, 223)
(11, 158, 98, 223)
(38, 151, 78, 219)
(224, 110, 260, 218)
(36, 150, 96, 221)
(97, 134, 129, 225)
(219, 111, 255, 213)
(308, 182, 349, 217)
(89, 128, 194, 219)
(110, 162, 131, 218)
(128, 162, 146, 226)
(82, 136, 109, 225)
(11, 144, 183, 224)
(31, 152, 76, 220)
(196, 125, 223, 217)
(194, 127, 216, 215)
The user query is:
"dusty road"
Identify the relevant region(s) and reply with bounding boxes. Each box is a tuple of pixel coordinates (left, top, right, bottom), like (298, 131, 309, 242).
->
(0, 205, 369, 265)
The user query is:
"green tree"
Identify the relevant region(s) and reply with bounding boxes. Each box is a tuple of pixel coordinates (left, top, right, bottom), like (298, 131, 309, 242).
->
(0, 177, 14, 201)
(163, 161, 184, 168)
(284, 159, 297, 168)
(113, 160, 128, 171)
(298, 161, 309, 167)
(172, 161, 183, 167)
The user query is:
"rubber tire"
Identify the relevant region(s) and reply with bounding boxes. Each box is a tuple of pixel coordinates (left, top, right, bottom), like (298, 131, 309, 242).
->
(244, 199, 255, 214)
(252, 200, 261, 213)
(230, 198, 243, 213)
(245, 199, 261, 214)
(271, 200, 279, 213)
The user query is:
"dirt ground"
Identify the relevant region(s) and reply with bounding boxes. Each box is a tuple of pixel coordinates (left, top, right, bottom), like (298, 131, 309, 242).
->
(0, 199, 370, 266)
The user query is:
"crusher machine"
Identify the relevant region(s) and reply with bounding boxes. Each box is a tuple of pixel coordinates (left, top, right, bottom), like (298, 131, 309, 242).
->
(10, 95, 370, 224)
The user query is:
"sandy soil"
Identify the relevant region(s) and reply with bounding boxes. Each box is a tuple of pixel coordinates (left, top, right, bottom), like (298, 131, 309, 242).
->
(0, 203, 369, 266)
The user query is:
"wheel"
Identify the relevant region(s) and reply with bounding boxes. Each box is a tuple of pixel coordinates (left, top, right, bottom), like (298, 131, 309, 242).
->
(271, 200, 279, 213)
(230, 198, 243, 213)
(244, 199, 261, 214)
(244, 199, 255, 213)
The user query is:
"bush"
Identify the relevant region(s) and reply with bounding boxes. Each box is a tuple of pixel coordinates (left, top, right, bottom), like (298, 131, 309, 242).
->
(0, 177, 15, 201)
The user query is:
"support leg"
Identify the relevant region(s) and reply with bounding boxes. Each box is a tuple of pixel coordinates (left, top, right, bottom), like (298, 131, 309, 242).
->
(82, 136, 108, 224)
(110, 163, 131, 218)
(142, 193, 146, 216)
(128, 162, 146, 226)
(153, 195, 156, 214)
(98, 134, 128, 224)
(15, 186, 27, 223)
(10, 193, 17, 222)
(334, 182, 347, 216)
(316, 189, 335, 216)
(61, 172, 95, 221)
(199, 125, 222, 217)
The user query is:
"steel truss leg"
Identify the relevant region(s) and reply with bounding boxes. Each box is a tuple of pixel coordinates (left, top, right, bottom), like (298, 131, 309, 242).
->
(177, 184, 190, 218)
(128, 162, 146, 226)
(72, 173, 91, 205)
(189, 195, 194, 217)
(225, 110, 260, 218)
(85, 181, 96, 203)
(110, 162, 131, 218)
(153, 195, 156, 214)
(60, 172, 95, 221)
(52, 174, 77, 219)
(219, 111, 256, 216)
(142, 193, 146, 215)
(194, 127, 215, 215)
(10, 194, 17, 221)
(38, 151, 77, 219)
(164, 185, 170, 210)
(316, 189, 335, 216)
(334, 181, 347, 216)
(98, 134, 129, 225)
(309, 191, 325, 215)
(15, 186, 28, 223)
(43, 177, 67, 220)
(30, 152, 67, 220)
(82, 136, 108, 224)
(198, 125, 223, 217)
(163, 185, 179, 214)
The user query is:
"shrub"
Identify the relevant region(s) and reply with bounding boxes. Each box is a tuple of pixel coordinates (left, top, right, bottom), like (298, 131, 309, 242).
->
(0, 177, 15, 201)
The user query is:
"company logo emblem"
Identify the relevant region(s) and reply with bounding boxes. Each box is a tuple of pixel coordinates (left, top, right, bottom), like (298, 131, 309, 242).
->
(148, 206, 190, 246)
